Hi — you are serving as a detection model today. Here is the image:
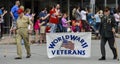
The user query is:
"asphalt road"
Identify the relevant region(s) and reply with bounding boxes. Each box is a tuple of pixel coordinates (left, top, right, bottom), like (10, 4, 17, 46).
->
(0, 38, 120, 64)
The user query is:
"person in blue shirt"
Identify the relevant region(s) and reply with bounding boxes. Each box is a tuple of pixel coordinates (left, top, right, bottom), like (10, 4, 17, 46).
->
(10, 0, 20, 35)
(39, 8, 50, 44)
(10, 0, 20, 20)
(87, 9, 95, 27)
(0, 6, 4, 15)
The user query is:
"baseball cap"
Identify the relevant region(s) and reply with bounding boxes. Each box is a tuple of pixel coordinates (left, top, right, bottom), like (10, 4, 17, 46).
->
(18, 8, 24, 14)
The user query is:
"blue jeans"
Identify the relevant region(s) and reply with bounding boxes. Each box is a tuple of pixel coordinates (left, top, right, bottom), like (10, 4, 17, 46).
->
(57, 24, 63, 32)
(49, 23, 57, 33)
(75, 26, 80, 32)
(12, 19, 17, 29)
(63, 27, 67, 32)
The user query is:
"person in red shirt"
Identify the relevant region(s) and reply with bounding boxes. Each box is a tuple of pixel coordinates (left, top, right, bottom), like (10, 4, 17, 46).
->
(49, 4, 61, 33)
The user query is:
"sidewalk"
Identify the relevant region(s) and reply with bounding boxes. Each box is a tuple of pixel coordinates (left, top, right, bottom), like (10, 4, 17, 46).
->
(0, 36, 16, 45)
(0, 35, 35, 45)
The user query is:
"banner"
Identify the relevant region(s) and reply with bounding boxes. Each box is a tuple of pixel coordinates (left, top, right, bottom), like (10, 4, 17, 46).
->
(46, 32, 91, 58)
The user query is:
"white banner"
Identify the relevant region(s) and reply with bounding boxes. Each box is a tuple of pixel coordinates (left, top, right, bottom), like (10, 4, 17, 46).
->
(46, 32, 91, 58)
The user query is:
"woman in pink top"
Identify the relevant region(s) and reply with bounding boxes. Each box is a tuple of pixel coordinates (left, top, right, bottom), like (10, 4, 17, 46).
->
(34, 17, 40, 43)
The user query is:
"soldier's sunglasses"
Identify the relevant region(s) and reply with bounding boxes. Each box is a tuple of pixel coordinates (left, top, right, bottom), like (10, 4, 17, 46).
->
(104, 10, 109, 12)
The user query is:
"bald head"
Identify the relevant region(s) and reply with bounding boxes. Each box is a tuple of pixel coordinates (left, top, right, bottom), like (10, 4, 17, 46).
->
(15, 1, 20, 6)
(56, 4, 60, 9)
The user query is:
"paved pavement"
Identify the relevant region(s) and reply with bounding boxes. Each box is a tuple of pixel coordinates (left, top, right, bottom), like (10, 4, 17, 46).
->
(0, 37, 120, 64)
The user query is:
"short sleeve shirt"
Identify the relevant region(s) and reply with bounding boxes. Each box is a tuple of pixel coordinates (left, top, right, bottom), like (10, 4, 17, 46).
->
(81, 10, 87, 21)
(62, 17, 68, 27)
(49, 9, 59, 24)
(39, 11, 48, 26)
(0, 9, 3, 15)
(11, 5, 19, 20)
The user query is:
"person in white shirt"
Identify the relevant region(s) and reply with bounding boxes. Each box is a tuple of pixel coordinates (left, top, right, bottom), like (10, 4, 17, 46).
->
(81, 9, 87, 21)
(114, 9, 120, 33)
(80, 8, 89, 32)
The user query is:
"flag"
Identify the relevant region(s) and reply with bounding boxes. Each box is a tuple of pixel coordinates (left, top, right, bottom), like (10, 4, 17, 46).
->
(61, 40, 74, 50)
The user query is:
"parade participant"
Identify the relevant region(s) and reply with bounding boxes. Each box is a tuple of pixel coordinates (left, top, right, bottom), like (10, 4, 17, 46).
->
(15, 9, 33, 59)
(99, 7, 117, 60)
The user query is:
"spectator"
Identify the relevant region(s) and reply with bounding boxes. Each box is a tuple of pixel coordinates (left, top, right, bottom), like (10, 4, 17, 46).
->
(34, 16, 40, 44)
(24, 8, 35, 34)
(24, 8, 35, 44)
(99, 10, 104, 18)
(80, 8, 89, 32)
(55, 4, 62, 32)
(49, 4, 60, 33)
(87, 8, 95, 26)
(75, 6, 81, 21)
(0, 6, 4, 15)
(61, 13, 71, 32)
(10, 0, 20, 36)
(39, 8, 50, 44)
(114, 9, 120, 34)
(71, 20, 82, 32)
(94, 10, 101, 39)
(24, 8, 35, 22)
(0, 6, 7, 39)
(72, 7, 77, 20)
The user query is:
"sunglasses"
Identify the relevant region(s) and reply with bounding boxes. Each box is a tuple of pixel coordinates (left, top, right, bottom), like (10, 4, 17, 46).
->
(104, 9, 109, 12)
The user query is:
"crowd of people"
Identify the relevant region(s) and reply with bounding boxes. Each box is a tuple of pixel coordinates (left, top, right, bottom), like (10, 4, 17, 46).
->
(0, 0, 120, 60)
(0, 1, 120, 41)
(72, 6, 120, 38)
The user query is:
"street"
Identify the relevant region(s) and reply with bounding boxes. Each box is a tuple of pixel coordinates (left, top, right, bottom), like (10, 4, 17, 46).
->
(0, 38, 120, 64)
